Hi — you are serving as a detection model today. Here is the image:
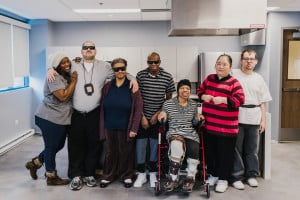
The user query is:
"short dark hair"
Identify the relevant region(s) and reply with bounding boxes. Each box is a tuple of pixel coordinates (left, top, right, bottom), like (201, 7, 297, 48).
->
(111, 58, 127, 67)
(147, 52, 161, 61)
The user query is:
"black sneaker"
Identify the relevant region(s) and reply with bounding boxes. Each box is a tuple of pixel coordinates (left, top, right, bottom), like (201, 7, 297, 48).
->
(69, 176, 82, 191)
(83, 176, 97, 187)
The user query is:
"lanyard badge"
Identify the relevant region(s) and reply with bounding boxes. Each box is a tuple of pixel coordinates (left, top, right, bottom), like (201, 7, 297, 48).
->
(84, 83, 94, 96)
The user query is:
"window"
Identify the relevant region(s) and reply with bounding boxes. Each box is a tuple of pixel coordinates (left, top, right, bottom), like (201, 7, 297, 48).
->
(0, 15, 30, 92)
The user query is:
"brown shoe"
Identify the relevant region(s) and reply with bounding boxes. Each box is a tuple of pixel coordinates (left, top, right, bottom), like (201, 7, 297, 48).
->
(25, 157, 42, 180)
(164, 175, 178, 192)
(45, 172, 69, 186)
(182, 176, 195, 193)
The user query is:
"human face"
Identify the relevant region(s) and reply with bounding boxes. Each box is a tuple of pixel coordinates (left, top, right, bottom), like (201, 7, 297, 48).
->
(241, 52, 258, 72)
(59, 57, 71, 73)
(178, 85, 191, 100)
(215, 56, 231, 79)
(81, 42, 96, 61)
(147, 55, 161, 73)
(112, 62, 126, 79)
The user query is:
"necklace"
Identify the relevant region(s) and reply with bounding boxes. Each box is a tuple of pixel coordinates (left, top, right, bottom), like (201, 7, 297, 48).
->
(83, 62, 95, 96)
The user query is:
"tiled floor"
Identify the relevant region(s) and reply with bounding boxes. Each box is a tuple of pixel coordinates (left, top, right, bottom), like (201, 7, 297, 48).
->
(0, 135, 299, 200)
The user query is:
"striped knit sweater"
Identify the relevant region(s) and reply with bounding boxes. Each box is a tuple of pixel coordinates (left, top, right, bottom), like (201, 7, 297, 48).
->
(197, 74, 245, 137)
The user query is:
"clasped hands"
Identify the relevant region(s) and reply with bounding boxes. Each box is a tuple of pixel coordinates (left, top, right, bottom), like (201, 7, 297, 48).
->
(202, 94, 227, 105)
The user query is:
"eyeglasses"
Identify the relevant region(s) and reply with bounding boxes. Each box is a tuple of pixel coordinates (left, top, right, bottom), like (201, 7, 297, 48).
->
(82, 46, 95, 50)
(242, 57, 256, 61)
(147, 60, 160, 65)
(112, 66, 126, 72)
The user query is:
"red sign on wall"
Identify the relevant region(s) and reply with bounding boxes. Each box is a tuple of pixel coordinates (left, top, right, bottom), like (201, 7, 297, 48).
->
(250, 24, 266, 29)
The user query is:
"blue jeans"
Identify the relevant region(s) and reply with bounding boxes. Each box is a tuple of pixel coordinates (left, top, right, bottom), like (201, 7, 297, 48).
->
(136, 138, 158, 173)
(35, 116, 68, 172)
(232, 124, 260, 181)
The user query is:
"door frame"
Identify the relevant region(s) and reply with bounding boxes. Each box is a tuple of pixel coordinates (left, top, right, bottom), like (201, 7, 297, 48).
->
(279, 28, 300, 141)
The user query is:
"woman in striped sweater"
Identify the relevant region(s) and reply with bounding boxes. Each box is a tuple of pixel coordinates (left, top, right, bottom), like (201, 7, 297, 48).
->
(158, 79, 204, 193)
(197, 54, 245, 193)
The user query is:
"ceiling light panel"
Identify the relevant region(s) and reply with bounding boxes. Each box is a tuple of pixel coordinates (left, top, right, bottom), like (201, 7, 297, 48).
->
(61, 0, 140, 9)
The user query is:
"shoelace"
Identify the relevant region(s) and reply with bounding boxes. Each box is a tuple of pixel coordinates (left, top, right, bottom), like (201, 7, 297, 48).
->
(73, 177, 81, 183)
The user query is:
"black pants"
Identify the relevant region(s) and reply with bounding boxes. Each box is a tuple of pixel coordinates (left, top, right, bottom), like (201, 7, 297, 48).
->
(204, 132, 237, 181)
(68, 107, 100, 178)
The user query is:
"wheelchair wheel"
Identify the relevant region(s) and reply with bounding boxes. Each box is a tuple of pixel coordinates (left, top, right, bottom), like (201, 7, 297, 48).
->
(206, 183, 210, 198)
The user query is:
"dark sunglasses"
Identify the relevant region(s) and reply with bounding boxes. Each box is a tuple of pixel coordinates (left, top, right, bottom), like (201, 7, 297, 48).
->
(82, 46, 95, 50)
(113, 66, 126, 72)
(147, 60, 160, 65)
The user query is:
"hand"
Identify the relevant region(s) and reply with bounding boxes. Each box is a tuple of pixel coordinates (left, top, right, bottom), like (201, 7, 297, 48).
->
(157, 112, 167, 123)
(71, 71, 78, 82)
(202, 94, 214, 102)
(259, 121, 266, 134)
(141, 115, 150, 129)
(129, 79, 139, 93)
(129, 131, 137, 138)
(47, 68, 58, 83)
(150, 113, 158, 125)
(213, 96, 226, 104)
(197, 113, 205, 121)
(73, 57, 82, 63)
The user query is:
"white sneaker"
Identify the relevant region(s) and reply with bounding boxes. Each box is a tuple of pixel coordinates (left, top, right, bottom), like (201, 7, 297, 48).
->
(133, 173, 147, 188)
(215, 180, 228, 193)
(247, 178, 258, 187)
(232, 180, 245, 190)
(124, 178, 132, 184)
(206, 175, 219, 186)
(149, 172, 157, 188)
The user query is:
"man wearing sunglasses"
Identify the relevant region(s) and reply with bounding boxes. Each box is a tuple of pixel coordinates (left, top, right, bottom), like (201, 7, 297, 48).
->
(134, 52, 176, 188)
(47, 41, 138, 191)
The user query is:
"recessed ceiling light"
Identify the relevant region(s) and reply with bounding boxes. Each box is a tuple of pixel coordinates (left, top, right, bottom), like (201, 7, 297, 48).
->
(73, 9, 141, 13)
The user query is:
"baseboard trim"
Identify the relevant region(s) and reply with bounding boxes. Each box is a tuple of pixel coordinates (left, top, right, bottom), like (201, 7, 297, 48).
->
(0, 129, 35, 156)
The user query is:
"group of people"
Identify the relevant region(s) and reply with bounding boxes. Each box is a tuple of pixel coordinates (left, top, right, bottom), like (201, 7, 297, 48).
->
(25, 42, 271, 195)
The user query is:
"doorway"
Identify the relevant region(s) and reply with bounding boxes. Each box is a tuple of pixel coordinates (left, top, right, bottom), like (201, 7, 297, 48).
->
(280, 29, 300, 141)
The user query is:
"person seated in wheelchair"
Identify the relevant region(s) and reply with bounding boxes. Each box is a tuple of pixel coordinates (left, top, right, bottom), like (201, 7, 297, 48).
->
(158, 79, 204, 193)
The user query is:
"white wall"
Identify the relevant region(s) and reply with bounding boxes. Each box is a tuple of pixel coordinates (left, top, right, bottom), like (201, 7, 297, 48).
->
(50, 21, 242, 52)
(0, 88, 33, 149)
(29, 19, 52, 132)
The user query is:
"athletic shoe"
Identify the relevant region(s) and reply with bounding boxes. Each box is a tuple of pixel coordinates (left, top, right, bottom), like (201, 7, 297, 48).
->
(149, 172, 157, 188)
(69, 176, 82, 191)
(83, 176, 97, 187)
(133, 173, 147, 188)
(232, 180, 245, 190)
(247, 178, 258, 187)
(206, 175, 219, 186)
(215, 180, 228, 193)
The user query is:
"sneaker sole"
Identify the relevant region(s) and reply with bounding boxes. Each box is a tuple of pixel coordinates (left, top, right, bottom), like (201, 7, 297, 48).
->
(69, 181, 83, 191)
(133, 180, 147, 188)
(69, 185, 82, 191)
(86, 183, 97, 187)
(232, 182, 245, 190)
